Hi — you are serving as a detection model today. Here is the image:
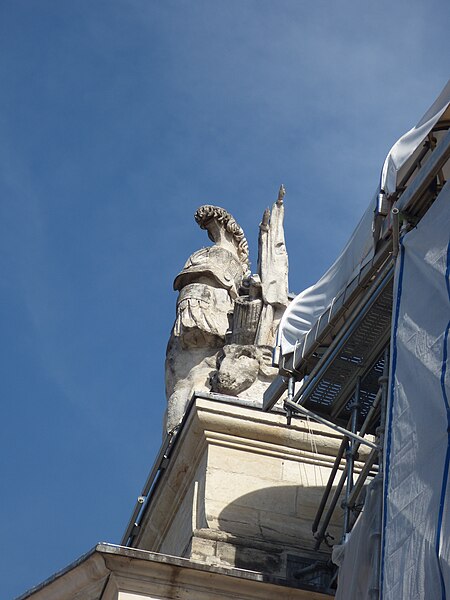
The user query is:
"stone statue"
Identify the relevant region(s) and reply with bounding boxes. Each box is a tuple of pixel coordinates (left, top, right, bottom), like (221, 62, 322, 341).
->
(165, 206, 250, 432)
(211, 186, 289, 400)
(165, 191, 289, 432)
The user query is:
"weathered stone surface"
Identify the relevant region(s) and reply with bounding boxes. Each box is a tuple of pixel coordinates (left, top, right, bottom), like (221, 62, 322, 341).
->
(165, 341, 218, 430)
(173, 282, 233, 348)
(211, 344, 260, 395)
(229, 296, 263, 345)
(165, 206, 249, 432)
(255, 185, 289, 347)
(165, 193, 290, 431)
(211, 344, 278, 398)
(135, 396, 351, 579)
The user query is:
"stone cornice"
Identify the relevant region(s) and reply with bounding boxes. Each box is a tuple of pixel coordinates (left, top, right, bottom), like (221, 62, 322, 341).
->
(19, 543, 332, 600)
(134, 396, 362, 554)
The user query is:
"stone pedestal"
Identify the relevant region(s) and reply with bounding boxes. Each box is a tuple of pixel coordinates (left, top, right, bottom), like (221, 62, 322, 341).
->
(134, 394, 358, 585)
(20, 394, 355, 599)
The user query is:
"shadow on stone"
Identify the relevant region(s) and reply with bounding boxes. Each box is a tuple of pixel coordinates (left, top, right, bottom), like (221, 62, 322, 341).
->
(216, 482, 342, 590)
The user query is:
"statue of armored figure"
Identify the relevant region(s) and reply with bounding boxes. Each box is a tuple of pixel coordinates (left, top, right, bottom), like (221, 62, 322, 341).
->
(165, 188, 289, 432)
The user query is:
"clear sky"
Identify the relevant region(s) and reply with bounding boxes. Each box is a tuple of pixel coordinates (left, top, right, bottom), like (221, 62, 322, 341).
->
(1, 1, 448, 597)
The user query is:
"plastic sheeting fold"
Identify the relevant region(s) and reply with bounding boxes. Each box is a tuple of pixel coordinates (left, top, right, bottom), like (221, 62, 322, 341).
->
(278, 80, 450, 357)
(381, 180, 450, 599)
(381, 80, 450, 195)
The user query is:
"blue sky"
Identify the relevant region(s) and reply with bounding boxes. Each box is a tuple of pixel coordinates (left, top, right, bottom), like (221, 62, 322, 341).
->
(1, 1, 448, 597)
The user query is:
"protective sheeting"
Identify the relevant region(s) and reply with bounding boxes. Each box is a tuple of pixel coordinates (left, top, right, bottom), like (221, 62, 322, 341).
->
(277, 199, 375, 355)
(381, 80, 450, 195)
(381, 181, 450, 598)
(278, 80, 450, 357)
(333, 476, 383, 600)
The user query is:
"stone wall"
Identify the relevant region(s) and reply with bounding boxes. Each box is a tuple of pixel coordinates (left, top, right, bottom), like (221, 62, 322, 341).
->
(134, 395, 367, 587)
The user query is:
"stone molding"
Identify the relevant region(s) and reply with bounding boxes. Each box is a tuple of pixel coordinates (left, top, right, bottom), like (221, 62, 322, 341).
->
(19, 544, 332, 600)
(134, 395, 360, 581)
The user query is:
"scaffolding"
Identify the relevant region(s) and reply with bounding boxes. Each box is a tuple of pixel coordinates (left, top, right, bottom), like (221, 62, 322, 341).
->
(263, 119, 450, 594)
(120, 91, 450, 598)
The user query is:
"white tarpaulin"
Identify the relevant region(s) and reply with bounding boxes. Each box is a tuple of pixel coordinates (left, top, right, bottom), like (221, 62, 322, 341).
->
(278, 199, 375, 354)
(381, 80, 450, 195)
(278, 80, 450, 357)
(381, 180, 450, 598)
(334, 476, 383, 600)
